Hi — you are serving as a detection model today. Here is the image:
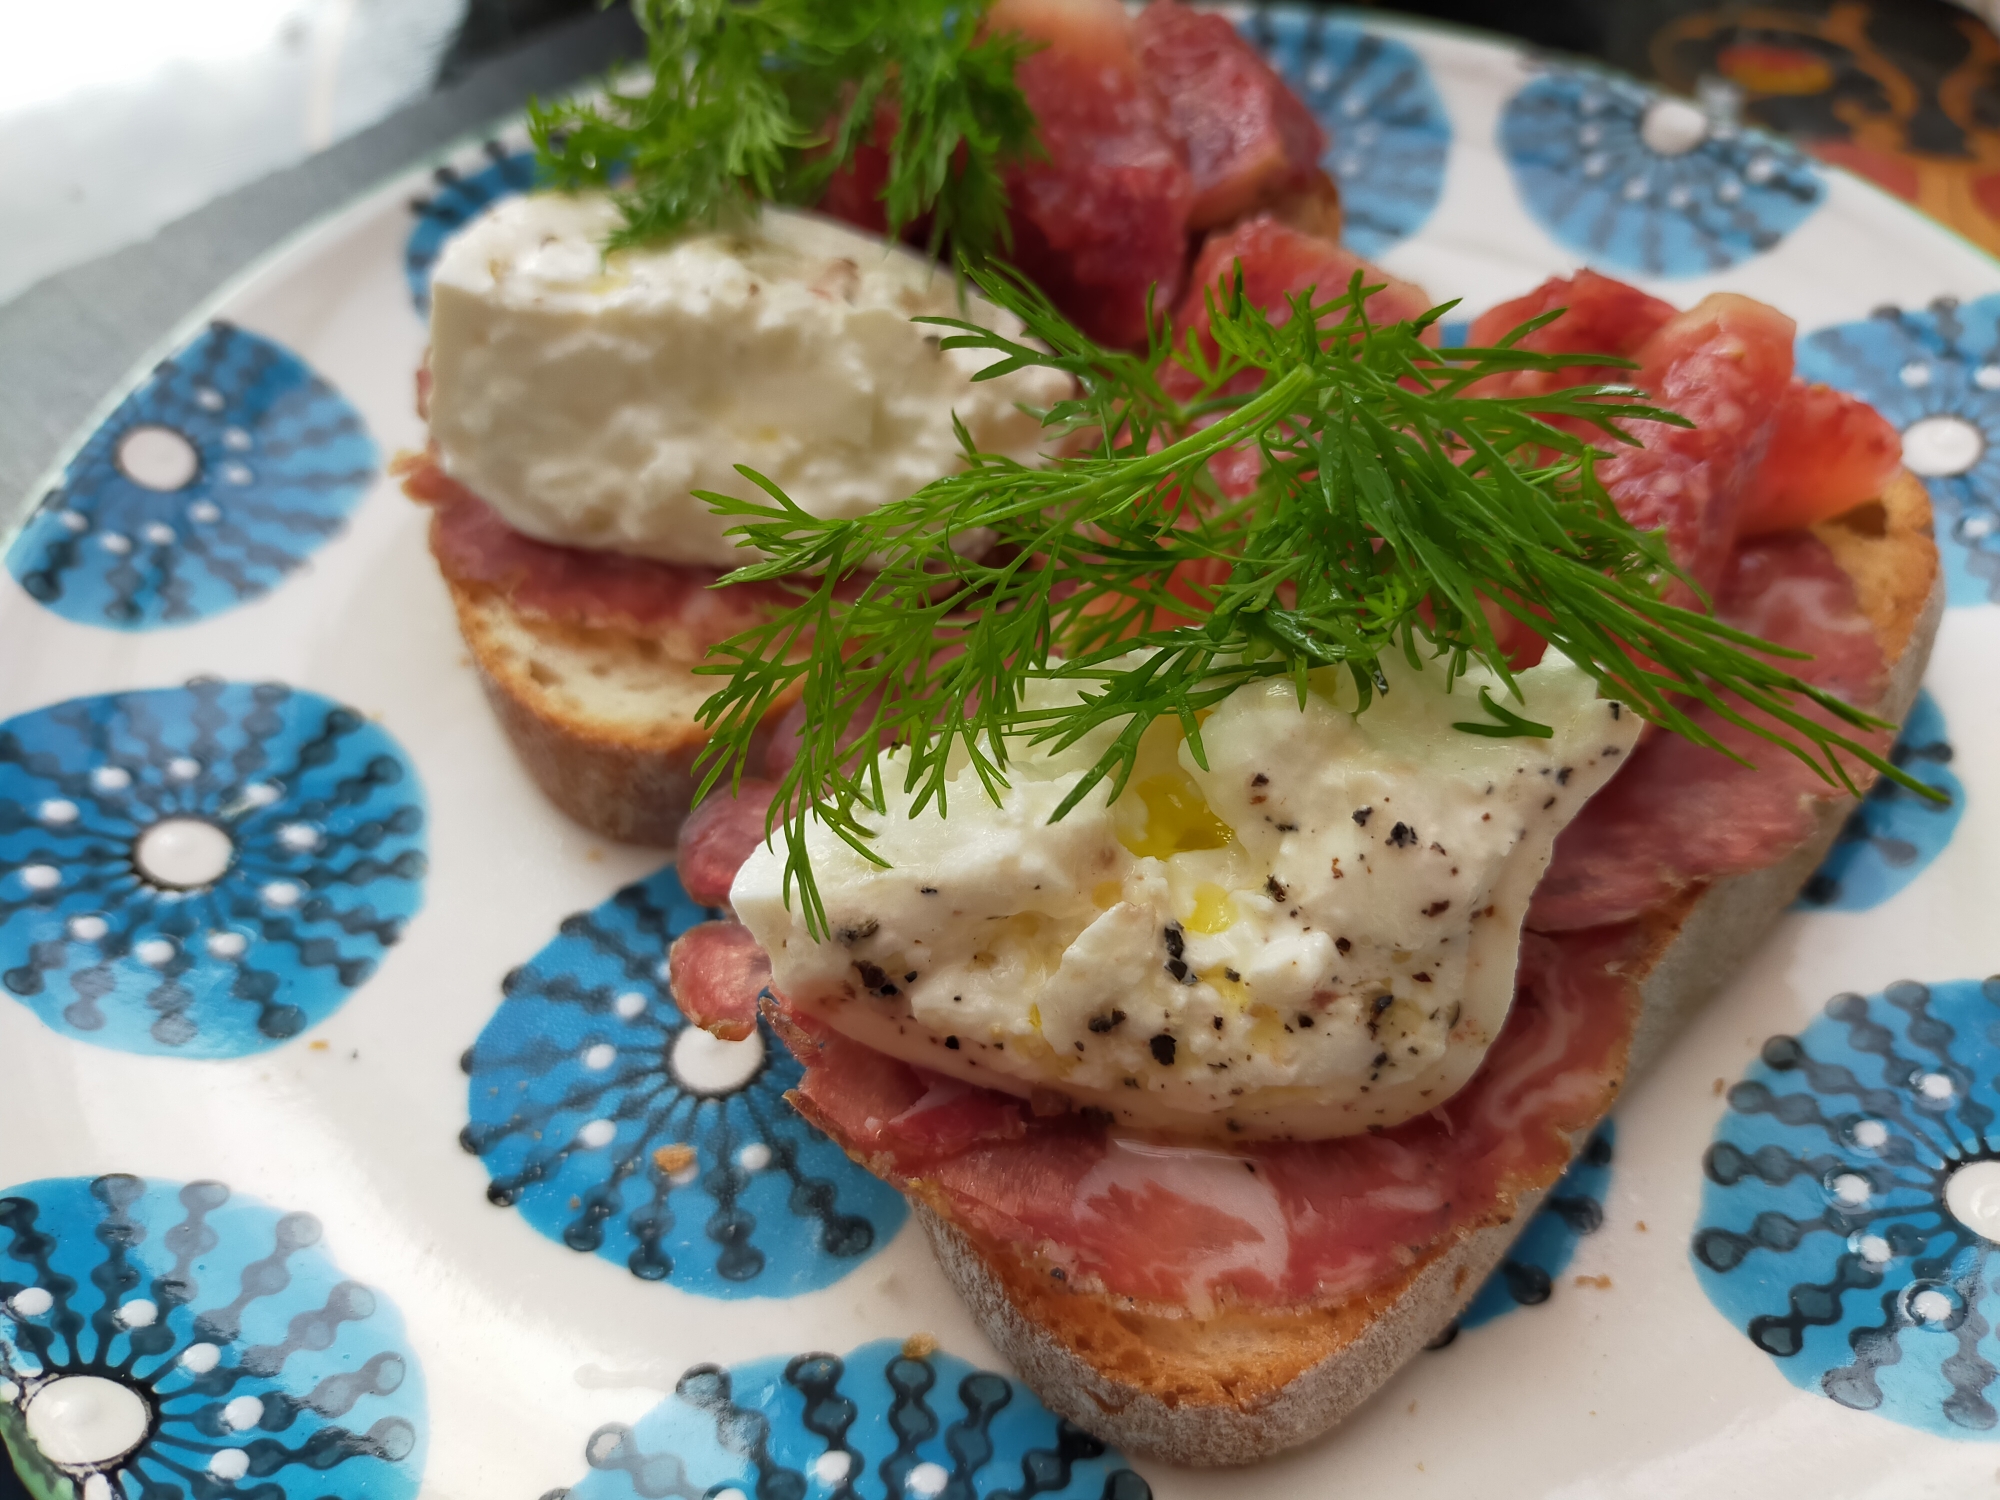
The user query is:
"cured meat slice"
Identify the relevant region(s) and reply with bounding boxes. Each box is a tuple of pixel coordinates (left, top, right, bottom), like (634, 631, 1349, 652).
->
(398, 453, 793, 655)
(987, 0, 1195, 348)
(771, 920, 1643, 1312)
(1161, 216, 1434, 501)
(1467, 270, 1676, 405)
(1132, 0, 1327, 230)
(676, 779, 779, 909)
(775, 1005, 1030, 1160)
(668, 921, 770, 1041)
(1598, 293, 1796, 599)
(1739, 378, 1903, 537)
(1528, 529, 1887, 932)
(1171, 214, 1435, 359)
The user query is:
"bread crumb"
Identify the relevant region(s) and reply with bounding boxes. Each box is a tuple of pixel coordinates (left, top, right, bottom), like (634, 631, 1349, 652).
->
(308, 1040, 329, 1052)
(1712, 1077, 1726, 1096)
(902, 1332, 940, 1359)
(1574, 1273, 1613, 1290)
(569, 1196, 580, 1209)
(1636, 1220, 1648, 1233)
(1407, 1400, 1417, 1415)
(652, 1144, 696, 1175)
(1416, 1462, 1425, 1472)
(586, 848, 604, 862)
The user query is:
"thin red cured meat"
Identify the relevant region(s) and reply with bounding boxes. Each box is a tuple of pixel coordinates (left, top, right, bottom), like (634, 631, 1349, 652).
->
(399, 453, 795, 653)
(667, 921, 769, 1042)
(676, 780, 779, 909)
(1132, 0, 1326, 230)
(1160, 215, 1434, 501)
(1528, 529, 1888, 932)
(772, 921, 1641, 1312)
(1598, 293, 1797, 600)
(1740, 378, 1903, 537)
(1170, 214, 1435, 360)
(986, 0, 1195, 349)
(1467, 269, 1676, 408)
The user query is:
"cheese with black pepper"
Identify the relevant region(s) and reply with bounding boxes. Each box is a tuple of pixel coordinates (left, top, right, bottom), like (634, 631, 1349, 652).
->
(730, 649, 1642, 1140)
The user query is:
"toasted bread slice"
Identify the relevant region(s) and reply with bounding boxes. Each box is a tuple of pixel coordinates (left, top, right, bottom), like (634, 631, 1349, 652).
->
(914, 470, 1945, 1467)
(445, 577, 786, 847)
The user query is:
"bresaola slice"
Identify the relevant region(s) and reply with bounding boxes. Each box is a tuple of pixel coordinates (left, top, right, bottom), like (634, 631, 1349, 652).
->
(1173, 214, 1436, 343)
(1528, 529, 1889, 932)
(1132, 0, 1327, 230)
(1740, 379, 1904, 537)
(1466, 269, 1676, 409)
(400, 453, 793, 655)
(1599, 293, 1798, 599)
(761, 918, 1642, 1313)
(668, 922, 770, 1041)
(676, 780, 779, 909)
(1164, 215, 1434, 498)
(987, 0, 1195, 349)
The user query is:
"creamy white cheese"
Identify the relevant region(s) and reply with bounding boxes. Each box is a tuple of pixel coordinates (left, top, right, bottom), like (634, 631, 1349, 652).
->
(731, 650, 1642, 1140)
(425, 193, 1072, 568)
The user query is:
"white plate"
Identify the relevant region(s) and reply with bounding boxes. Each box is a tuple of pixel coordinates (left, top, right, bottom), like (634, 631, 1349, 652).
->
(3, 9, 1999, 1498)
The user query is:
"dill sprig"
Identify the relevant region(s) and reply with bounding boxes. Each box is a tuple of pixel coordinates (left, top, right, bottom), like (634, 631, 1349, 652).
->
(692, 264, 1915, 937)
(528, 0, 1037, 259)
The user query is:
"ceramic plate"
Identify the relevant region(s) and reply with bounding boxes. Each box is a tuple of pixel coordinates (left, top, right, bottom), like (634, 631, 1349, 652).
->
(4, 9, 2000, 1498)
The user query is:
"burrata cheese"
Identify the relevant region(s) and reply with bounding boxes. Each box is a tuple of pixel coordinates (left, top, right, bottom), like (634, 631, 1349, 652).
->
(425, 193, 1072, 568)
(731, 649, 1643, 1140)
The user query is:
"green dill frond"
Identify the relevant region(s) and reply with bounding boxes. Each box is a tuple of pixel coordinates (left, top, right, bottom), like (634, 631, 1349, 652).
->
(691, 264, 1923, 938)
(527, 0, 1038, 260)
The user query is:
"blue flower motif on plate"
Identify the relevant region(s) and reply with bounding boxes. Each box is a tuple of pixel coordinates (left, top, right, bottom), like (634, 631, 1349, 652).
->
(1243, 10, 1450, 257)
(1799, 690, 1963, 912)
(0, 1174, 425, 1500)
(5, 322, 377, 630)
(461, 865, 906, 1298)
(1795, 294, 2000, 606)
(1693, 977, 2000, 1437)
(0, 680, 427, 1058)
(404, 144, 536, 314)
(545, 1339, 1151, 1500)
(1499, 66, 1824, 276)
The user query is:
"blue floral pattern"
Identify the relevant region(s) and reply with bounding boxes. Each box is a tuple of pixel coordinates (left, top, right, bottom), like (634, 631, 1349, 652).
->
(0, 1174, 425, 1499)
(1500, 65, 1824, 276)
(1795, 294, 2000, 606)
(461, 865, 906, 1298)
(5, 322, 377, 630)
(1693, 978, 2000, 1437)
(1244, 11, 1450, 257)
(1799, 691, 1964, 911)
(0, 680, 427, 1058)
(404, 144, 536, 314)
(546, 1339, 1150, 1500)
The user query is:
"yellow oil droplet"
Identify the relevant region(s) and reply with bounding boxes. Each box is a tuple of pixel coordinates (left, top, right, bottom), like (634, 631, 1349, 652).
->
(1092, 881, 1124, 910)
(1117, 773, 1235, 860)
(1186, 883, 1235, 935)
(1028, 1004, 1043, 1033)
(1202, 967, 1251, 1012)
(1247, 1004, 1292, 1053)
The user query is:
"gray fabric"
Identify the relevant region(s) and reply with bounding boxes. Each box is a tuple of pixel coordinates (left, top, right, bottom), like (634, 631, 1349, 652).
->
(0, 7, 640, 527)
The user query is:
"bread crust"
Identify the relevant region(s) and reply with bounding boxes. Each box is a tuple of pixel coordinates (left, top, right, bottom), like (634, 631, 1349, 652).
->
(916, 471, 1945, 1467)
(445, 577, 791, 847)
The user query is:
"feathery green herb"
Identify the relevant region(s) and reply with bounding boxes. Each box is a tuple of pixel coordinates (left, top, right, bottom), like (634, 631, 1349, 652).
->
(692, 265, 1917, 937)
(528, 0, 1037, 258)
